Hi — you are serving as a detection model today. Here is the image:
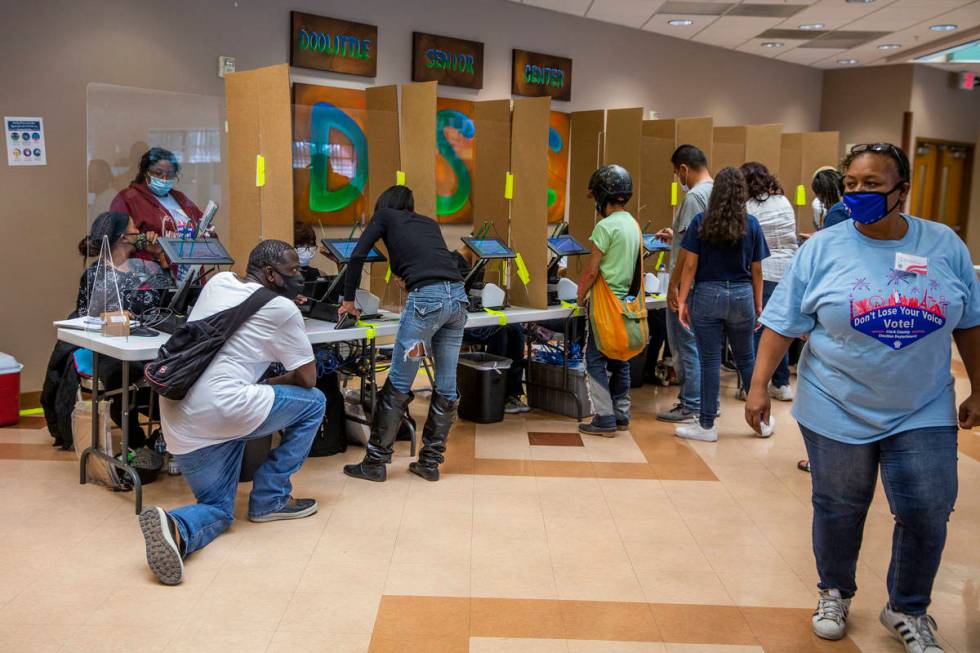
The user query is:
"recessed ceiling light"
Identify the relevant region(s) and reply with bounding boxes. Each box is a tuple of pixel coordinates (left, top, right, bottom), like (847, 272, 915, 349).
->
(668, 19, 693, 27)
(761, 42, 784, 49)
(838, 59, 859, 65)
(846, 0, 875, 4)
(930, 24, 958, 32)
(878, 43, 902, 50)
(799, 23, 825, 30)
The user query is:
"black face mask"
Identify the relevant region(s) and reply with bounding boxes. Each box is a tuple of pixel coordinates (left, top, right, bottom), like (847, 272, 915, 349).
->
(276, 271, 304, 300)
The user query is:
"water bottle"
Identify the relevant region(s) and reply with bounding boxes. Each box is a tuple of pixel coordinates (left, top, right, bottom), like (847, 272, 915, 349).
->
(153, 435, 167, 456)
(656, 264, 669, 295)
(168, 456, 180, 476)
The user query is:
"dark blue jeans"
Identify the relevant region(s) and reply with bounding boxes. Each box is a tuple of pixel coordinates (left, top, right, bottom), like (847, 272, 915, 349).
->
(170, 385, 326, 556)
(754, 280, 790, 388)
(584, 326, 630, 427)
(690, 282, 756, 428)
(802, 424, 958, 615)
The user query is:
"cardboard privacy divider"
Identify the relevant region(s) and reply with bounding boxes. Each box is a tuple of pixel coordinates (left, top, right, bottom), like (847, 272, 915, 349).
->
(781, 131, 840, 231)
(367, 85, 400, 299)
(226, 64, 293, 274)
(509, 96, 551, 309)
(400, 82, 438, 220)
(713, 124, 783, 176)
(640, 119, 677, 235)
(603, 108, 644, 216)
(567, 110, 604, 276)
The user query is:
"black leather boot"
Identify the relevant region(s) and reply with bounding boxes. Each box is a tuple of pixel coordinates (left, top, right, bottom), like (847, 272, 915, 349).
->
(408, 393, 458, 482)
(344, 381, 413, 482)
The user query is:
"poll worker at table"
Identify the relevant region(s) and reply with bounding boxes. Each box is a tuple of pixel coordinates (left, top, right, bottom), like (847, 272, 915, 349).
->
(110, 147, 205, 258)
(73, 211, 172, 449)
(340, 185, 467, 482)
(745, 143, 980, 651)
(140, 240, 324, 586)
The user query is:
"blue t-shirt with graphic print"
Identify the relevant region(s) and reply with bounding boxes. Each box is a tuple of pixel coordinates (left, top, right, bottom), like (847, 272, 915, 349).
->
(761, 216, 980, 443)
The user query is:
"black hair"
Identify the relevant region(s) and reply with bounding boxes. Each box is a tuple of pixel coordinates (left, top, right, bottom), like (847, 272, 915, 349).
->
(78, 211, 130, 257)
(841, 143, 911, 184)
(294, 221, 316, 247)
(740, 161, 783, 202)
(133, 147, 180, 185)
(246, 239, 294, 276)
(671, 144, 708, 170)
(699, 167, 748, 247)
(811, 168, 844, 208)
(374, 185, 414, 213)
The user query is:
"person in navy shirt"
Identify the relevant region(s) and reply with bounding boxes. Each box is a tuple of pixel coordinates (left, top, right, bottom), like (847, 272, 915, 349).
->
(747, 143, 980, 651)
(675, 167, 770, 442)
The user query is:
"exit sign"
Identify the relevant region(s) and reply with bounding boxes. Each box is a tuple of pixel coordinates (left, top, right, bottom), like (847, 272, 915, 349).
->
(957, 71, 976, 90)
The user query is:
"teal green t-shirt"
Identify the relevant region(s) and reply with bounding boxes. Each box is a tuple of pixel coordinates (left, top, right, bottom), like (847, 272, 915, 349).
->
(589, 210, 641, 298)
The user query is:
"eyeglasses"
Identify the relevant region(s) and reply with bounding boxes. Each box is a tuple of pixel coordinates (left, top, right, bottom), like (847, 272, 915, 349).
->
(849, 143, 910, 181)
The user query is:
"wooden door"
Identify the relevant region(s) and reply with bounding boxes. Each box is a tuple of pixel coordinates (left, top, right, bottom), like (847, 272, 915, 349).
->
(935, 145, 970, 234)
(912, 141, 937, 220)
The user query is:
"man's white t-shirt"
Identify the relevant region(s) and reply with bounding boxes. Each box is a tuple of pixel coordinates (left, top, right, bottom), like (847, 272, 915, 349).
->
(160, 272, 314, 454)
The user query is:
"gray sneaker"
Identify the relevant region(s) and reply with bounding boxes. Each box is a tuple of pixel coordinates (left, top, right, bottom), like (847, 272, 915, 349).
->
(504, 397, 530, 414)
(656, 403, 697, 423)
(139, 506, 184, 586)
(812, 589, 850, 640)
(249, 497, 318, 523)
(880, 605, 944, 653)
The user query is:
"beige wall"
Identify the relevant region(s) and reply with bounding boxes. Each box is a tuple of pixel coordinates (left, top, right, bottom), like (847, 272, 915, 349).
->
(1, 0, 826, 391)
(820, 64, 914, 157)
(910, 65, 980, 145)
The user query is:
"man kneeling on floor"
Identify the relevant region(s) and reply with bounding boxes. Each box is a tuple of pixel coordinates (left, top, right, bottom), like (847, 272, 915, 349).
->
(139, 240, 325, 585)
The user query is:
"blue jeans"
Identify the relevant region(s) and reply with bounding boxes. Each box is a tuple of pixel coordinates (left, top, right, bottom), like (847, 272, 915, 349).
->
(690, 282, 756, 429)
(388, 282, 468, 400)
(754, 280, 790, 387)
(584, 325, 630, 427)
(666, 307, 700, 411)
(801, 425, 958, 615)
(170, 385, 326, 556)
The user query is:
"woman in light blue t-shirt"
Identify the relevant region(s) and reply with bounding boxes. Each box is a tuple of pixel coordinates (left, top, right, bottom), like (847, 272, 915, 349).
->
(746, 143, 980, 653)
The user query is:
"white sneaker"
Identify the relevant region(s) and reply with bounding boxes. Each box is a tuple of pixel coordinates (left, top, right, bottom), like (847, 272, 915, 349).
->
(812, 589, 850, 640)
(675, 423, 718, 442)
(880, 605, 944, 653)
(735, 388, 747, 401)
(768, 382, 794, 401)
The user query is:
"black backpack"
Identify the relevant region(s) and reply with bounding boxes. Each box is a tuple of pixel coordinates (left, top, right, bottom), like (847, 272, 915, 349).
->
(145, 287, 278, 400)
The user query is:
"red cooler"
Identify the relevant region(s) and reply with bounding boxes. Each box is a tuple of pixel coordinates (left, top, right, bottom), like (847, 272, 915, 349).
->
(0, 353, 23, 427)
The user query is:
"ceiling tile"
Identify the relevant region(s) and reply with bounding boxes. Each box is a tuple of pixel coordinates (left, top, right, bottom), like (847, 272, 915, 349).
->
(776, 47, 845, 65)
(847, 4, 966, 32)
(784, 0, 902, 31)
(736, 37, 810, 58)
(522, 0, 593, 14)
(692, 16, 786, 48)
(587, 0, 666, 28)
(644, 13, 717, 38)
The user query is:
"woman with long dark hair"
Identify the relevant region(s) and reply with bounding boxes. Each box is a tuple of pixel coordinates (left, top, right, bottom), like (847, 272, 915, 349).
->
(740, 161, 797, 401)
(675, 167, 770, 441)
(340, 185, 468, 482)
(811, 166, 849, 230)
(109, 147, 204, 262)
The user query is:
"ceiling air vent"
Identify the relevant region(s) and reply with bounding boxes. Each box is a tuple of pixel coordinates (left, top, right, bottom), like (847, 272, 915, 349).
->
(728, 4, 808, 18)
(656, 2, 735, 16)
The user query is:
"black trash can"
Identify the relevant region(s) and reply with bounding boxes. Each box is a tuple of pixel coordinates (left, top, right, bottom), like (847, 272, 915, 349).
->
(239, 434, 272, 482)
(457, 352, 512, 424)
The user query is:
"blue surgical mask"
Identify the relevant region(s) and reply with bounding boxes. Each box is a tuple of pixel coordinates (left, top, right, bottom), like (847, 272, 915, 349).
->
(842, 184, 903, 225)
(147, 176, 175, 197)
(297, 246, 316, 267)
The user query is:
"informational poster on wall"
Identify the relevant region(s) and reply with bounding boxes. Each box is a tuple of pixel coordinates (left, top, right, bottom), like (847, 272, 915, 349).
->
(5, 116, 46, 166)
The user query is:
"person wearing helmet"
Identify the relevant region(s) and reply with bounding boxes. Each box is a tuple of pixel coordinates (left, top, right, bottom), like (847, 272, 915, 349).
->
(576, 164, 642, 436)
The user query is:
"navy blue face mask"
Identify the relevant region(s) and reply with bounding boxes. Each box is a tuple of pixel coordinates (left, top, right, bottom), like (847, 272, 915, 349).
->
(842, 183, 904, 225)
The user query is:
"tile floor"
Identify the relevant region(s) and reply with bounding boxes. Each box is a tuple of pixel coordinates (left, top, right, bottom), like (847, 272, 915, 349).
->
(1, 368, 978, 653)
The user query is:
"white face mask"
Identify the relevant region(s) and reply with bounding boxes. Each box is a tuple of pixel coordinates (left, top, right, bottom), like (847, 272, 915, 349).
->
(296, 246, 316, 267)
(677, 169, 689, 193)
